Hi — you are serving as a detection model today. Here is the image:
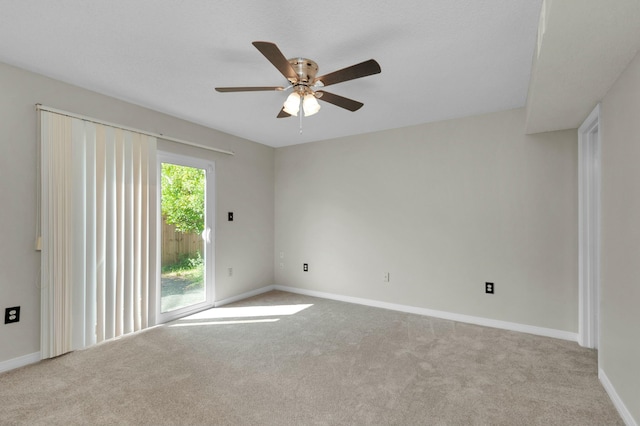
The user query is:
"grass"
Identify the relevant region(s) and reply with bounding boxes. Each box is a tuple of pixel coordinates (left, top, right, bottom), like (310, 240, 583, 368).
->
(161, 254, 204, 296)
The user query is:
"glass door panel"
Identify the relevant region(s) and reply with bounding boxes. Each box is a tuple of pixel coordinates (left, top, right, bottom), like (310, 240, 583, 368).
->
(158, 154, 213, 321)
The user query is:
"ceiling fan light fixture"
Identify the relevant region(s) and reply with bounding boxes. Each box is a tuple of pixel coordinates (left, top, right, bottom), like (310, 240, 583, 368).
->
(216, 42, 381, 122)
(283, 92, 300, 116)
(303, 94, 321, 116)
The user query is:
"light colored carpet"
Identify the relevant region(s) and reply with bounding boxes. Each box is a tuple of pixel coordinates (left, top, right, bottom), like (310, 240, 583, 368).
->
(0, 290, 623, 425)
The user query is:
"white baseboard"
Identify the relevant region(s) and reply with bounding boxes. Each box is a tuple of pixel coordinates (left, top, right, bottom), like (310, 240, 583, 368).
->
(274, 285, 578, 342)
(599, 368, 638, 426)
(214, 285, 275, 308)
(0, 352, 41, 374)
(182, 284, 579, 342)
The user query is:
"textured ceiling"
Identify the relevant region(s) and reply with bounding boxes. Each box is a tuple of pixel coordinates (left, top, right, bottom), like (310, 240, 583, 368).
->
(0, 0, 542, 147)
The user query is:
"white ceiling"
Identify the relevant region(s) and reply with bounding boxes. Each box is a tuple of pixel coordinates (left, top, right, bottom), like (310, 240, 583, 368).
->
(0, 0, 542, 148)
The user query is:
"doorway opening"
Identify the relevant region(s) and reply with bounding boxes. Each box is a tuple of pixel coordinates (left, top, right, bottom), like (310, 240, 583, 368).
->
(578, 104, 601, 349)
(157, 152, 215, 323)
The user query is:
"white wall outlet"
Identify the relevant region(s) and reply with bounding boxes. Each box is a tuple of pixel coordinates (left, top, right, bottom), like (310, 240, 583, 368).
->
(228, 267, 233, 277)
(279, 262, 284, 269)
(383, 272, 390, 282)
(279, 251, 284, 259)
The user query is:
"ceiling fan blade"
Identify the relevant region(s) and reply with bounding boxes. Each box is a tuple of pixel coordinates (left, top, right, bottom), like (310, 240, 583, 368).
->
(314, 59, 381, 87)
(277, 107, 292, 118)
(252, 41, 298, 82)
(215, 86, 285, 92)
(316, 91, 364, 111)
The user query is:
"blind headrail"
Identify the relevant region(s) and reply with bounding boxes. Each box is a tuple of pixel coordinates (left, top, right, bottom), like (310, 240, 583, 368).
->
(36, 104, 235, 156)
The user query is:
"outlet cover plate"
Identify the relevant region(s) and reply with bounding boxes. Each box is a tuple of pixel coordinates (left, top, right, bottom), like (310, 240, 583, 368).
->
(485, 282, 494, 294)
(5, 306, 20, 324)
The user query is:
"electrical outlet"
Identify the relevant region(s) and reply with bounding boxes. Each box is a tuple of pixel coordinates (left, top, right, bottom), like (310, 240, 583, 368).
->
(280, 252, 284, 259)
(383, 272, 390, 282)
(303, 263, 308, 272)
(228, 267, 233, 277)
(279, 262, 284, 269)
(5, 306, 20, 324)
(485, 282, 494, 294)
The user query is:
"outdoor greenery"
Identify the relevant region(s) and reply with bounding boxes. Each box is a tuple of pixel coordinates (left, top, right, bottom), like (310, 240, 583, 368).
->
(161, 251, 203, 274)
(161, 253, 204, 296)
(160, 163, 206, 310)
(161, 163, 205, 234)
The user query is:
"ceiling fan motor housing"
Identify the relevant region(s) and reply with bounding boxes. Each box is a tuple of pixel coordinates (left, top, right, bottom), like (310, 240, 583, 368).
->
(288, 58, 319, 85)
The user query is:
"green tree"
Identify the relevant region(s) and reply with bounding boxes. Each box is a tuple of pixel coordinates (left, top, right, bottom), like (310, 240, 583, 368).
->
(161, 163, 205, 234)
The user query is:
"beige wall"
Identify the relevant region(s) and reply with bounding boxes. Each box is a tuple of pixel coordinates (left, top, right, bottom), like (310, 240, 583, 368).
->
(0, 62, 275, 363)
(275, 108, 578, 332)
(600, 50, 640, 423)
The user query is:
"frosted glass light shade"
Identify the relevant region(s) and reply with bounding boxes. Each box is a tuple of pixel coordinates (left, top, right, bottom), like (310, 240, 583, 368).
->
(303, 94, 321, 116)
(283, 92, 300, 116)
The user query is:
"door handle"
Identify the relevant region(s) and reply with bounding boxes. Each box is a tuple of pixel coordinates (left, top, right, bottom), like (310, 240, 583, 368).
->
(201, 227, 211, 243)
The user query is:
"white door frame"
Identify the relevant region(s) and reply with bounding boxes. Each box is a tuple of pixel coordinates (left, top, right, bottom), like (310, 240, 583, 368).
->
(156, 152, 216, 324)
(578, 104, 601, 349)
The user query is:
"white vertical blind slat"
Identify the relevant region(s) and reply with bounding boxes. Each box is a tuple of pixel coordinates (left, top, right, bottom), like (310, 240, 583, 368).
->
(85, 123, 97, 347)
(140, 136, 153, 330)
(115, 128, 124, 338)
(133, 139, 142, 331)
(123, 131, 134, 335)
(104, 126, 116, 341)
(60, 114, 72, 356)
(71, 118, 86, 351)
(96, 125, 106, 344)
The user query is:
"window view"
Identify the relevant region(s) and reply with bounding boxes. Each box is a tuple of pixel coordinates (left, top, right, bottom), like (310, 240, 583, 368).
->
(160, 162, 206, 313)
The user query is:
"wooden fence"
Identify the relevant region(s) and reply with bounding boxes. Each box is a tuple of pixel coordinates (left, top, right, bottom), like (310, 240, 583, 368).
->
(161, 218, 203, 265)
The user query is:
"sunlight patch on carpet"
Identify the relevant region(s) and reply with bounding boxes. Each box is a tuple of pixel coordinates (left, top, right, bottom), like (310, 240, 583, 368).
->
(169, 318, 280, 327)
(178, 303, 314, 321)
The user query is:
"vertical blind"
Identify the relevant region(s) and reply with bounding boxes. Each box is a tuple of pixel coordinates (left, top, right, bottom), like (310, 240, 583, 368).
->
(40, 110, 156, 358)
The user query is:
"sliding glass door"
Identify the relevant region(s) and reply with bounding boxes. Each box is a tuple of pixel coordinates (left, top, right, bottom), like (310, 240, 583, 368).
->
(157, 152, 214, 323)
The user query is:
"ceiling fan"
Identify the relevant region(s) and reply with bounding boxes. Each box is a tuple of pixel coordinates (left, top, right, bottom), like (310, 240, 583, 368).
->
(215, 41, 381, 118)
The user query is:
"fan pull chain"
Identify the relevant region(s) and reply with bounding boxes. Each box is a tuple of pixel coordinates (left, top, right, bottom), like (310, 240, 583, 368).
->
(299, 96, 303, 135)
